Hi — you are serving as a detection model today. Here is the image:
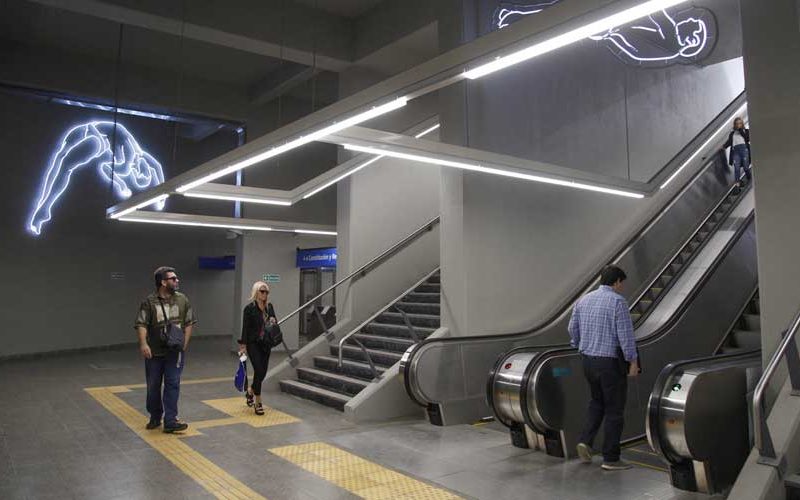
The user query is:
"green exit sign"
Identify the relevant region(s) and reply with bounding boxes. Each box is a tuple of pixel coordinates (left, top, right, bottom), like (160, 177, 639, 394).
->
(263, 273, 281, 283)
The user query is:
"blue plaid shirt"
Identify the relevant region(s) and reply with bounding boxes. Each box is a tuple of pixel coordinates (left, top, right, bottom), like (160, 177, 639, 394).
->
(568, 285, 637, 362)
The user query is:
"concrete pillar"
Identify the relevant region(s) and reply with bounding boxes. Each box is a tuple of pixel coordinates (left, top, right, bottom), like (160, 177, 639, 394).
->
(740, 0, 800, 365)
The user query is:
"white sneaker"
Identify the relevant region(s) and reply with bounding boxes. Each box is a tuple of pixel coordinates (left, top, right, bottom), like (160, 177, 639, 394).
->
(576, 443, 593, 464)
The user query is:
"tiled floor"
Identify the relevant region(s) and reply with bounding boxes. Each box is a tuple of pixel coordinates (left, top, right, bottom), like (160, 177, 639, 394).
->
(0, 339, 721, 499)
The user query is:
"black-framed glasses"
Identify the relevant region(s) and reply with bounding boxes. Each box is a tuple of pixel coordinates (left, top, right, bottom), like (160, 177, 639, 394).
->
(166, 276, 179, 281)
(258, 289, 269, 293)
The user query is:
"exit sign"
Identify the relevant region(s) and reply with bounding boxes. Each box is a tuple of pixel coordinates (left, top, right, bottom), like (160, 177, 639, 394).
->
(263, 273, 281, 283)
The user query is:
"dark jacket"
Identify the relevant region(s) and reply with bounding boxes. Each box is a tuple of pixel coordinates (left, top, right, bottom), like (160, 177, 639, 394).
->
(239, 301, 276, 345)
(723, 128, 751, 165)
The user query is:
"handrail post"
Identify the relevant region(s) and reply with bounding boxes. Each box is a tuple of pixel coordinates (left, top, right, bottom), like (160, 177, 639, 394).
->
(394, 306, 420, 343)
(313, 307, 335, 341)
(785, 333, 800, 395)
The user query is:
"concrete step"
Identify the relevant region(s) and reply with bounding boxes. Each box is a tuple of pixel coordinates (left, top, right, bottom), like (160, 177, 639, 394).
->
(330, 344, 403, 367)
(375, 311, 441, 329)
(415, 283, 441, 293)
(362, 322, 436, 339)
(279, 379, 350, 411)
(730, 329, 761, 350)
(353, 333, 415, 352)
(427, 274, 440, 284)
(394, 302, 440, 315)
(743, 314, 761, 331)
(296, 367, 369, 396)
(313, 355, 385, 380)
(403, 292, 440, 304)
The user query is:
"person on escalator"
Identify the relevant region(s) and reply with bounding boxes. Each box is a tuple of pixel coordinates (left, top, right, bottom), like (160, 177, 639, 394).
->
(722, 117, 752, 190)
(568, 265, 640, 471)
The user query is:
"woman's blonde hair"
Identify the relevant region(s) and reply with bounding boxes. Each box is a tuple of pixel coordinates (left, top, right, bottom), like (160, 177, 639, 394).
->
(249, 281, 270, 303)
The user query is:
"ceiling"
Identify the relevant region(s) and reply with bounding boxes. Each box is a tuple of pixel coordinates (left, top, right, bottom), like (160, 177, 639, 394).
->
(291, 0, 385, 18)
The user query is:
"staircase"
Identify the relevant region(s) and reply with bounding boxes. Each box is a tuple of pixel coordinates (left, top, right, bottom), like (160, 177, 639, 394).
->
(718, 291, 761, 355)
(631, 185, 747, 325)
(279, 272, 441, 411)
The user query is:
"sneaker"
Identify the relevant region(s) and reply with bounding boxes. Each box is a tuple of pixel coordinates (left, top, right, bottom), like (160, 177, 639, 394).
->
(163, 421, 189, 434)
(601, 460, 633, 471)
(576, 443, 593, 464)
(145, 420, 161, 430)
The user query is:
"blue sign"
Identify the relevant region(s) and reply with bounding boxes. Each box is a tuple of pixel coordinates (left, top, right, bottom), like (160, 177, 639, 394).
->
(199, 255, 235, 270)
(297, 247, 337, 269)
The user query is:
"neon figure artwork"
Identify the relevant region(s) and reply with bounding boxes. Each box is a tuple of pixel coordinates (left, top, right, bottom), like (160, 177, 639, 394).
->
(492, 1, 562, 29)
(28, 121, 165, 235)
(493, 4, 716, 67)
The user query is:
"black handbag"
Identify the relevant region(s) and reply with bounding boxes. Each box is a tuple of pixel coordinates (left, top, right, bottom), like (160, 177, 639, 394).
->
(158, 299, 185, 352)
(257, 303, 283, 349)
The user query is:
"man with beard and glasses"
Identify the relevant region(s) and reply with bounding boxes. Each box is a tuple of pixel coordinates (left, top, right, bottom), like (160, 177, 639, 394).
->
(134, 266, 196, 433)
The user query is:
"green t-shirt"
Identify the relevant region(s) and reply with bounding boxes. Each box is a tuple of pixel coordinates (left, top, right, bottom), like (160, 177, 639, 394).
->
(134, 291, 197, 357)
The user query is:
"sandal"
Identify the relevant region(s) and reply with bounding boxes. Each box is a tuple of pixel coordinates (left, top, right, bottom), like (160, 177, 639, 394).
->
(245, 391, 254, 407)
(255, 403, 264, 415)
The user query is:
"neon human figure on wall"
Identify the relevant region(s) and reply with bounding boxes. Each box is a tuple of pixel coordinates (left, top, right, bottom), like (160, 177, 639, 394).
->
(588, 8, 715, 66)
(493, 0, 562, 30)
(28, 121, 165, 235)
(493, 5, 716, 67)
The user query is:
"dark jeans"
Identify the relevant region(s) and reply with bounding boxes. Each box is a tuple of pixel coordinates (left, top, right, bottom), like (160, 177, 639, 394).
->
(732, 144, 751, 183)
(145, 350, 185, 426)
(246, 343, 271, 396)
(578, 355, 628, 462)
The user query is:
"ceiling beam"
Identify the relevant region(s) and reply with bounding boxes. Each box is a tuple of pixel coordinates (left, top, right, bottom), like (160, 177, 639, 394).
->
(24, 0, 354, 71)
(248, 65, 321, 106)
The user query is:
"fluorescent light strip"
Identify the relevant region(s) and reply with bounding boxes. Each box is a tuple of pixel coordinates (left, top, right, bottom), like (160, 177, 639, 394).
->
(414, 123, 441, 139)
(292, 229, 338, 236)
(176, 97, 408, 193)
(110, 194, 170, 219)
(182, 192, 292, 206)
(464, 0, 689, 79)
(302, 155, 383, 200)
(344, 144, 644, 199)
(302, 122, 442, 200)
(660, 103, 747, 189)
(118, 216, 273, 231)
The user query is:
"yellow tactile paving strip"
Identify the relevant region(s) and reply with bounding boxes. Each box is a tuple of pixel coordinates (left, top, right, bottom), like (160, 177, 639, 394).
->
(203, 397, 300, 428)
(270, 442, 462, 500)
(84, 387, 267, 500)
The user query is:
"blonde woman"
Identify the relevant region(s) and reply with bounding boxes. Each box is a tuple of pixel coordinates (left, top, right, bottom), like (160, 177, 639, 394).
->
(237, 281, 276, 415)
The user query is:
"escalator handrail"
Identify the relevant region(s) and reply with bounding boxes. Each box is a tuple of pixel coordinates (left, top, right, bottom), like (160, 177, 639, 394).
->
(524, 209, 757, 434)
(752, 304, 800, 466)
(647, 348, 761, 464)
(404, 93, 747, 406)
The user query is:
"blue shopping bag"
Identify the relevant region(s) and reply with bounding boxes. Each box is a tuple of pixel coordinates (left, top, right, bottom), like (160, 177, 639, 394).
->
(234, 356, 247, 392)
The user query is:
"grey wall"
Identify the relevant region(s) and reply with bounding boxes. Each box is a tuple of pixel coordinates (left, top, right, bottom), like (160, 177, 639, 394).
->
(437, 0, 745, 337)
(0, 93, 239, 357)
(234, 232, 335, 351)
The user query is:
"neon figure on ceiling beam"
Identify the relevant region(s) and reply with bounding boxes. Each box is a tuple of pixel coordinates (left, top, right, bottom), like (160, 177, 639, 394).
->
(28, 121, 165, 236)
(493, 0, 562, 29)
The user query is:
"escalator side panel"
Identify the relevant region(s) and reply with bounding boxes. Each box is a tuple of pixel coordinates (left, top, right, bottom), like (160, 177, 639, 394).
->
(527, 217, 758, 456)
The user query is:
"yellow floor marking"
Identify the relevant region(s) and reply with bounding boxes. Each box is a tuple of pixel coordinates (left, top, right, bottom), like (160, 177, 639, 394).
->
(624, 458, 669, 473)
(203, 398, 300, 428)
(270, 442, 462, 500)
(191, 417, 242, 430)
(125, 376, 230, 390)
(85, 387, 267, 500)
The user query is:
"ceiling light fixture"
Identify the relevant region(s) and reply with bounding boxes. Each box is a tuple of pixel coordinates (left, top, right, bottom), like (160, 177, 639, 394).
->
(182, 192, 292, 206)
(301, 122, 441, 200)
(464, 0, 690, 79)
(118, 216, 274, 231)
(660, 103, 747, 189)
(176, 97, 408, 193)
(343, 144, 644, 199)
(292, 229, 338, 236)
(109, 194, 170, 219)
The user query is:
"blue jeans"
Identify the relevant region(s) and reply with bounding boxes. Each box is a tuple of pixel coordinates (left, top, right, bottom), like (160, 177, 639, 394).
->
(732, 144, 751, 183)
(145, 350, 185, 426)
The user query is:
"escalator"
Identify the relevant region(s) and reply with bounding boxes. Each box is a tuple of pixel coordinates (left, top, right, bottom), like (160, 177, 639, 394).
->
(645, 292, 761, 494)
(402, 93, 748, 426)
(486, 185, 756, 458)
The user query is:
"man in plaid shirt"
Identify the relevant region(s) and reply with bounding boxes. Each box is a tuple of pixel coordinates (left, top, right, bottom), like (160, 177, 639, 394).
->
(568, 265, 639, 470)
